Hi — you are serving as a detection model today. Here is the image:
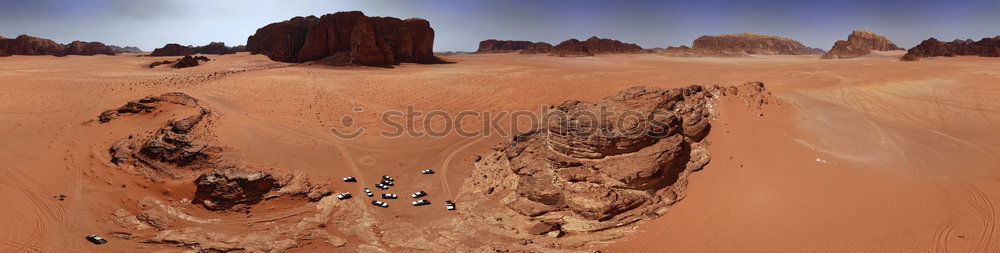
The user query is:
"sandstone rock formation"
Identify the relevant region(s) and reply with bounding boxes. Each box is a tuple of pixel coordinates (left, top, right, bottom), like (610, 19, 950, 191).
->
(520, 42, 555, 54)
(100, 93, 332, 212)
(821, 30, 903, 59)
(246, 11, 442, 66)
(457, 82, 774, 244)
(477, 39, 550, 53)
(195, 168, 331, 211)
(902, 36, 1000, 60)
(664, 33, 823, 57)
(150, 43, 194, 56)
(0, 35, 117, 56)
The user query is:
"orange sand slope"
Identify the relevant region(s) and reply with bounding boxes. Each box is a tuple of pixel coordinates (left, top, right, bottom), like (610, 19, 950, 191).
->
(0, 52, 998, 252)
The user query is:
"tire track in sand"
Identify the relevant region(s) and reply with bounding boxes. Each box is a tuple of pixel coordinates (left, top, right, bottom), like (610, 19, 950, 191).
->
(958, 184, 996, 253)
(439, 137, 488, 197)
(0, 161, 62, 252)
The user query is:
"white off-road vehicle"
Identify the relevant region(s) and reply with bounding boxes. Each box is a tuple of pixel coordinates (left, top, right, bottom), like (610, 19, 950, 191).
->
(411, 190, 428, 198)
(412, 199, 430, 206)
(336, 192, 352, 200)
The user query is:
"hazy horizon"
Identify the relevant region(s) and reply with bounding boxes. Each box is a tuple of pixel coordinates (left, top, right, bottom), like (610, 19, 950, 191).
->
(1, 0, 998, 52)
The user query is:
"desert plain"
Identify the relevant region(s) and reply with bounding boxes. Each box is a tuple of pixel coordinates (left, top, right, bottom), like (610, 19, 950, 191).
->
(1, 51, 999, 252)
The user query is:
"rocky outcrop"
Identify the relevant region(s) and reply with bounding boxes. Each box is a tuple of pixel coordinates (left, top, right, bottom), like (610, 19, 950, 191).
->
(150, 43, 194, 56)
(477, 40, 549, 53)
(100, 92, 332, 212)
(246, 11, 442, 66)
(0, 35, 117, 56)
(457, 83, 774, 244)
(821, 30, 903, 59)
(664, 33, 823, 56)
(172, 55, 210, 68)
(194, 168, 331, 211)
(147, 56, 211, 69)
(902, 36, 1000, 60)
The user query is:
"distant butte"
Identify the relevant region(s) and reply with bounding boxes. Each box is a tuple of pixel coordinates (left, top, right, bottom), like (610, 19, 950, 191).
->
(476, 39, 549, 53)
(0, 34, 118, 56)
(664, 32, 824, 57)
(246, 11, 442, 66)
(902, 36, 1000, 60)
(821, 30, 903, 59)
(503, 36, 643, 56)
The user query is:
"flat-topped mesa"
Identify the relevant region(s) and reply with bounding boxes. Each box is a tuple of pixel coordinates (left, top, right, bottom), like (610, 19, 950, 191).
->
(477, 39, 549, 53)
(0, 35, 117, 57)
(822, 30, 903, 59)
(690, 32, 824, 56)
(902, 36, 1000, 60)
(246, 11, 442, 66)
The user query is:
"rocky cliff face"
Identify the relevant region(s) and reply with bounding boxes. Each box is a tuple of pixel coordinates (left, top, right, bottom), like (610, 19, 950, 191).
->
(902, 36, 1000, 60)
(821, 30, 903, 59)
(150, 43, 194, 56)
(477, 39, 549, 53)
(246, 11, 441, 66)
(677, 33, 823, 56)
(0, 35, 117, 56)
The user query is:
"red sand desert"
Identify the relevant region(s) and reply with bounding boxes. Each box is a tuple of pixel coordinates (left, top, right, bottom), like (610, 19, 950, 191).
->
(1, 51, 999, 252)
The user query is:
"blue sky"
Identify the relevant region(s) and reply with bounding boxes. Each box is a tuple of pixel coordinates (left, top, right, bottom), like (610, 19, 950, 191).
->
(1, 0, 998, 51)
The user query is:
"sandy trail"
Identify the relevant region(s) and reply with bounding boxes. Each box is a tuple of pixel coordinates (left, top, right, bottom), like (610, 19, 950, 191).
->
(1, 53, 999, 252)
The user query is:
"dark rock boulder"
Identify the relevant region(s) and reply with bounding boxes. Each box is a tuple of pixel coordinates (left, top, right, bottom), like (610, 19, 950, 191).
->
(172, 55, 210, 68)
(246, 11, 441, 66)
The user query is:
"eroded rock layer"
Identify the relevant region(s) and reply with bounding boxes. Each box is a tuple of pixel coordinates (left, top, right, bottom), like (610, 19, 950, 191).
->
(457, 82, 775, 244)
(246, 11, 441, 66)
(100, 93, 331, 207)
(822, 30, 903, 59)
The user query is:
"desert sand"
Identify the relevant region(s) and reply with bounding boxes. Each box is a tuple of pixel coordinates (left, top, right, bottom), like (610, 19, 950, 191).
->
(1, 52, 999, 252)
